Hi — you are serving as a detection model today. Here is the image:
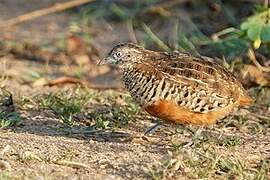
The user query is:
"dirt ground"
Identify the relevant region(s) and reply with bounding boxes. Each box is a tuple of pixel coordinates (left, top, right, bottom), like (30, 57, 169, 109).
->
(0, 1, 269, 179)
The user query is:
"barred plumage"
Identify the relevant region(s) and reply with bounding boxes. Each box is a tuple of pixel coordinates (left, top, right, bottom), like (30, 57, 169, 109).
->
(102, 43, 253, 125)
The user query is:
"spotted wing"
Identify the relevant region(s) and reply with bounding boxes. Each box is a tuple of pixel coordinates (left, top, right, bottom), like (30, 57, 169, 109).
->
(141, 52, 250, 112)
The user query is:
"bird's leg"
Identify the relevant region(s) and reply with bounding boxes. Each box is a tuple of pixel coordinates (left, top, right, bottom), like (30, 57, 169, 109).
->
(144, 119, 162, 135)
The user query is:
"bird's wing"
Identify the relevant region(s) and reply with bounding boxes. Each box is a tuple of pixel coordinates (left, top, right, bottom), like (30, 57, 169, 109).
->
(138, 51, 252, 112)
(151, 52, 242, 98)
(128, 51, 252, 113)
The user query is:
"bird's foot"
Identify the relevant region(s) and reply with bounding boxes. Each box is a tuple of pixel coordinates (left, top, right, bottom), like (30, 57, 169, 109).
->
(144, 120, 162, 135)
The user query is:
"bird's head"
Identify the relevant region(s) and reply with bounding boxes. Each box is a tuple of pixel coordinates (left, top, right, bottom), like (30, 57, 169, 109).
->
(99, 43, 146, 67)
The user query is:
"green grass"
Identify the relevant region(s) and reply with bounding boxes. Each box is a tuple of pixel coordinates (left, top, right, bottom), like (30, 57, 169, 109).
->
(0, 111, 22, 128)
(19, 89, 139, 132)
(36, 87, 93, 126)
(87, 93, 139, 130)
(148, 147, 218, 179)
(219, 136, 241, 147)
(149, 122, 269, 179)
(216, 157, 269, 179)
(148, 146, 269, 179)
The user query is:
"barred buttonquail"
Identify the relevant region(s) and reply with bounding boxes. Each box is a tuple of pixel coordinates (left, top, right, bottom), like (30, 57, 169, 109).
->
(101, 43, 253, 125)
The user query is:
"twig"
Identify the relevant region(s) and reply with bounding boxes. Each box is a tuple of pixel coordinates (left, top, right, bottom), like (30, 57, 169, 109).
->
(248, 49, 270, 72)
(0, 0, 95, 27)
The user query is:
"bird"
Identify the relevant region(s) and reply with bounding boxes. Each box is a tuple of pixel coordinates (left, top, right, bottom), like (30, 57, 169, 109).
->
(100, 43, 253, 125)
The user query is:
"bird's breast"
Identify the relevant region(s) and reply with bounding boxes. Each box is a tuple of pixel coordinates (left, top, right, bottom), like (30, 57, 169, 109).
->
(122, 69, 158, 105)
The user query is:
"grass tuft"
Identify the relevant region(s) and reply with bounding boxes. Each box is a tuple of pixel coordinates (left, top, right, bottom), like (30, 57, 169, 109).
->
(88, 94, 139, 130)
(219, 136, 241, 147)
(36, 87, 92, 126)
(148, 145, 269, 179)
(0, 111, 22, 128)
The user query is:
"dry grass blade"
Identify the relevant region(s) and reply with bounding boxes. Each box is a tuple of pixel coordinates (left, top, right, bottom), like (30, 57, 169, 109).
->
(248, 49, 270, 73)
(142, 23, 170, 51)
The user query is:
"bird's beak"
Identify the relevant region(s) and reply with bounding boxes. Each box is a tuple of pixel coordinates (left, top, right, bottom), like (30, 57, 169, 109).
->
(97, 57, 116, 66)
(97, 57, 108, 66)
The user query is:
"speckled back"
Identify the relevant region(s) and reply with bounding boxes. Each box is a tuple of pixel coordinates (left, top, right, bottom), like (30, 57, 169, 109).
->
(121, 51, 251, 113)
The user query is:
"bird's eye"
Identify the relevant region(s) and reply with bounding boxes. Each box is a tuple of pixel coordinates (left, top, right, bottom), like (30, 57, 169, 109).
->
(116, 52, 122, 57)
(113, 52, 122, 59)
